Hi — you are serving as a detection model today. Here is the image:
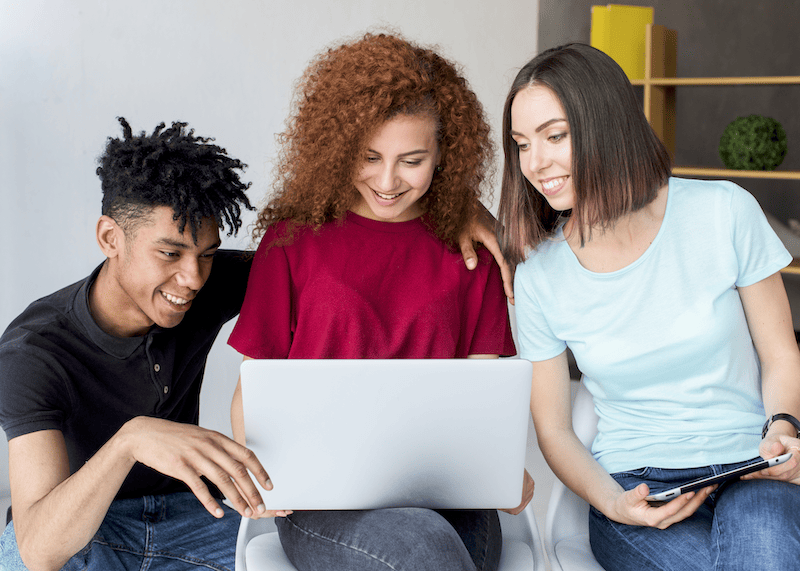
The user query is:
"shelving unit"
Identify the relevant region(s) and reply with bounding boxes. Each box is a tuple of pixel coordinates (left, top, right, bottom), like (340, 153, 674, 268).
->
(630, 24, 800, 273)
(630, 24, 800, 176)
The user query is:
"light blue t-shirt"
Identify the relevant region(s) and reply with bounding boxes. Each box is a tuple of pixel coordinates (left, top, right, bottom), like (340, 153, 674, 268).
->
(515, 177, 792, 474)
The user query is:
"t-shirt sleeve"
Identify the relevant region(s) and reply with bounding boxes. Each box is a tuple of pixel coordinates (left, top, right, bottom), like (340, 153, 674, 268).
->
(464, 251, 516, 357)
(228, 235, 293, 359)
(513, 260, 567, 362)
(0, 344, 68, 440)
(729, 183, 792, 287)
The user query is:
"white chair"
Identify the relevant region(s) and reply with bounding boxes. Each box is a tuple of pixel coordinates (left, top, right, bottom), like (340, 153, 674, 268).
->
(236, 501, 547, 570)
(544, 381, 604, 571)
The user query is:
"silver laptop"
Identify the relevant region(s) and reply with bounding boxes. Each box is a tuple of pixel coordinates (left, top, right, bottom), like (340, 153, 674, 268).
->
(240, 359, 532, 511)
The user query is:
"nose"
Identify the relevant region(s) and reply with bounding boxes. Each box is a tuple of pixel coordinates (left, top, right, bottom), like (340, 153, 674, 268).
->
(526, 141, 549, 174)
(376, 163, 400, 193)
(176, 257, 206, 291)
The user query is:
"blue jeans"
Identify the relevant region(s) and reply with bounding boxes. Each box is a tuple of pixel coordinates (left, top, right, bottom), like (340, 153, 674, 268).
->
(589, 461, 800, 571)
(276, 508, 501, 571)
(0, 492, 240, 571)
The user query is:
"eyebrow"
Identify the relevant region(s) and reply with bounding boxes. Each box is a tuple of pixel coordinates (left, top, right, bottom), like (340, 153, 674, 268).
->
(368, 148, 431, 158)
(510, 118, 568, 138)
(155, 238, 222, 251)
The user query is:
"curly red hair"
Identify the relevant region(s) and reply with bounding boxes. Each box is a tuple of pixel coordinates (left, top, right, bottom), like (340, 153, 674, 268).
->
(254, 32, 493, 247)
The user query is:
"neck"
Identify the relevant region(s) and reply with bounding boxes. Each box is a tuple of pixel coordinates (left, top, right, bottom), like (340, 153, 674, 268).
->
(89, 261, 150, 337)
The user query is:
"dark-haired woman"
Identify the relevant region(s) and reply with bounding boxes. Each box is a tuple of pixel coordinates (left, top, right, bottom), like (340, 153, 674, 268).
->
(499, 43, 800, 570)
(227, 32, 533, 571)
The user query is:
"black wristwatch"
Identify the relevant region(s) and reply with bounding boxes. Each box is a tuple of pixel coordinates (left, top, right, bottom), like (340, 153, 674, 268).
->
(762, 413, 800, 439)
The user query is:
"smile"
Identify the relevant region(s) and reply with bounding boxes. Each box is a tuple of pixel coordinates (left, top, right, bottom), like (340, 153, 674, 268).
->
(373, 188, 407, 201)
(161, 291, 190, 306)
(541, 176, 568, 191)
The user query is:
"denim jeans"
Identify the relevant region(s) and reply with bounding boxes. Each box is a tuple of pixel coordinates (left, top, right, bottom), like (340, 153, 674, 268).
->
(589, 461, 800, 571)
(0, 492, 240, 571)
(276, 508, 502, 571)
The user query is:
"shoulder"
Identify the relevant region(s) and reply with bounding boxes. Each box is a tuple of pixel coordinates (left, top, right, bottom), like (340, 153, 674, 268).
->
(0, 276, 87, 351)
(669, 177, 754, 208)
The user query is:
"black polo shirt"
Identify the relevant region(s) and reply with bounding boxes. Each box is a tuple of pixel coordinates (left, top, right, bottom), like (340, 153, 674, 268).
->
(0, 250, 251, 499)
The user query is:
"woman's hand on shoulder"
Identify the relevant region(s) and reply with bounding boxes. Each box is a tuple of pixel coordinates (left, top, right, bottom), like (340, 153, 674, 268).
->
(609, 482, 715, 530)
(742, 437, 800, 485)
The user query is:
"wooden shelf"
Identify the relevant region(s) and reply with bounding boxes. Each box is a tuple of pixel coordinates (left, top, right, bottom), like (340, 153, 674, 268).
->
(782, 259, 800, 276)
(672, 167, 800, 180)
(632, 76, 800, 86)
(638, 24, 798, 182)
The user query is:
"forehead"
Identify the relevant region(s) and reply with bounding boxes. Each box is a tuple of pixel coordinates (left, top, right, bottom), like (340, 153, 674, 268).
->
(367, 114, 439, 150)
(132, 206, 220, 248)
(510, 85, 566, 130)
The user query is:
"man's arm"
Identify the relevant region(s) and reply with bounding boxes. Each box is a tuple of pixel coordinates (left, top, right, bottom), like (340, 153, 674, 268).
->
(10, 420, 270, 571)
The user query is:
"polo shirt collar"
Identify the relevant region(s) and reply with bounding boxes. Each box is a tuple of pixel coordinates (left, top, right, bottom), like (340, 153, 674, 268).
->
(73, 263, 146, 359)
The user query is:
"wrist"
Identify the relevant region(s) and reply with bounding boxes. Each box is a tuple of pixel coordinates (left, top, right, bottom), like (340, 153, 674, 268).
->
(762, 413, 800, 439)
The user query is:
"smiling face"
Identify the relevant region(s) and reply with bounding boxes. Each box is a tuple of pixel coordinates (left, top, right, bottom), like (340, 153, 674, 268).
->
(93, 206, 221, 337)
(351, 113, 440, 223)
(510, 85, 574, 212)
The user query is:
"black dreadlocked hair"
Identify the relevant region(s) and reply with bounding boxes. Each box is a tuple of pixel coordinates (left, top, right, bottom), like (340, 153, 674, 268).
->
(97, 117, 253, 241)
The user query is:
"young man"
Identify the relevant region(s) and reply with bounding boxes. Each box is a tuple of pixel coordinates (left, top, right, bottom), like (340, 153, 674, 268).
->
(0, 118, 270, 571)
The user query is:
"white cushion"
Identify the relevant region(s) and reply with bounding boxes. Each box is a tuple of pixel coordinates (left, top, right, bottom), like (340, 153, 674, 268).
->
(245, 532, 298, 571)
(245, 533, 535, 571)
(554, 536, 605, 570)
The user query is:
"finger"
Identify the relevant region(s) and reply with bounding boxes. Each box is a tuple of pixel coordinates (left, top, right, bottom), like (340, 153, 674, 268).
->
(477, 229, 515, 303)
(654, 485, 714, 528)
(459, 235, 478, 270)
(218, 446, 270, 516)
(182, 473, 228, 519)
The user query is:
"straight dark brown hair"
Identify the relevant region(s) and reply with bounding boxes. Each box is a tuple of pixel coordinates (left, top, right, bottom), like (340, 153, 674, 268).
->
(497, 43, 671, 266)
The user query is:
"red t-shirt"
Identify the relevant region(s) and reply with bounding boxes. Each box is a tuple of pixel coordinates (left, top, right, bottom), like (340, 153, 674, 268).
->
(228, 212, 516, 359)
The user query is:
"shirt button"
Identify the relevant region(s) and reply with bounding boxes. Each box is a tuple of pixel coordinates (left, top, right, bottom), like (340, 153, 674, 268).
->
(154, 364, 161, 372)
(164, 386, 169, 394)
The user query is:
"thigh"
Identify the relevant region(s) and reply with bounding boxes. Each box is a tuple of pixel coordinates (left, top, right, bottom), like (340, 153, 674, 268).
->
(713, 479, 800, 570)
(276, 508, 477, 571)
(435, 510, 502, 571)
(145, 493, 240, 570)
(589, 468, 715, 571)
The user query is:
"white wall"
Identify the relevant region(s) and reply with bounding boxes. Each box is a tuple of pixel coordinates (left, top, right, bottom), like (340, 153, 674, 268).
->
(0, 0, 539, 496)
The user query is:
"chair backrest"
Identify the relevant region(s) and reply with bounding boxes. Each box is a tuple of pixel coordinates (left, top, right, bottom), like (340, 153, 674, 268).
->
(544, 381, 599, 565)
(236, 501, 548, 571)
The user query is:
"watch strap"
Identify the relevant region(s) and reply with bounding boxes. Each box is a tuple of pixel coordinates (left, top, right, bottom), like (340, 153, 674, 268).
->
(762, 413, 800, 439)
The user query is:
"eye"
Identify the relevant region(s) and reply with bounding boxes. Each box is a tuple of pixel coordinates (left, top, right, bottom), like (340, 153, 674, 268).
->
(402, 159, 423, 167)
(516, 142, 530, 151)
(549, 132, 568, 143)
(161, 251, 179, 258)
(365, 155, 380, 163)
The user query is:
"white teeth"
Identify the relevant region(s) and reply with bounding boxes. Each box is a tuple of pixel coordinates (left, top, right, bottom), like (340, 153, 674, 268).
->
(541, 177, 567, 190)
(162, 292, 189, 305)
(375, 190, 402, 200)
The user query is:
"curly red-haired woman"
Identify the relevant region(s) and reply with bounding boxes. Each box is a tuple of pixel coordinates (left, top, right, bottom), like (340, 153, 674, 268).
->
(228, 32, 531, 571)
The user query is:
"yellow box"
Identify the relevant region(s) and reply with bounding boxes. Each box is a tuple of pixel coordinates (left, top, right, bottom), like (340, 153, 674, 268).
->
(590, 5, 654, 80)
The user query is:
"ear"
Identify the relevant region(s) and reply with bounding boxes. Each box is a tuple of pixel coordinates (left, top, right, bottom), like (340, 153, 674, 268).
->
(96, 215, 125, 260)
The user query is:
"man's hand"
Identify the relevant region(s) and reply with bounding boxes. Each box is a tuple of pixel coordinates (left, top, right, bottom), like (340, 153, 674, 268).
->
(122, 417, 271, 518)
(457, 204, 515, 304)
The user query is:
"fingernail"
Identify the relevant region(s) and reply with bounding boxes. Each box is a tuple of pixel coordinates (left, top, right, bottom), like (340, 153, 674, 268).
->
(257, 504, 266, 514)
(215, 508, 224, 518)
(244, 507, 253, 518)
(264, 477, 273, 489)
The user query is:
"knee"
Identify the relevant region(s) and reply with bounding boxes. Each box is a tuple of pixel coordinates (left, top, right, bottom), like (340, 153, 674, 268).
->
(279, 508, 476, 571)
